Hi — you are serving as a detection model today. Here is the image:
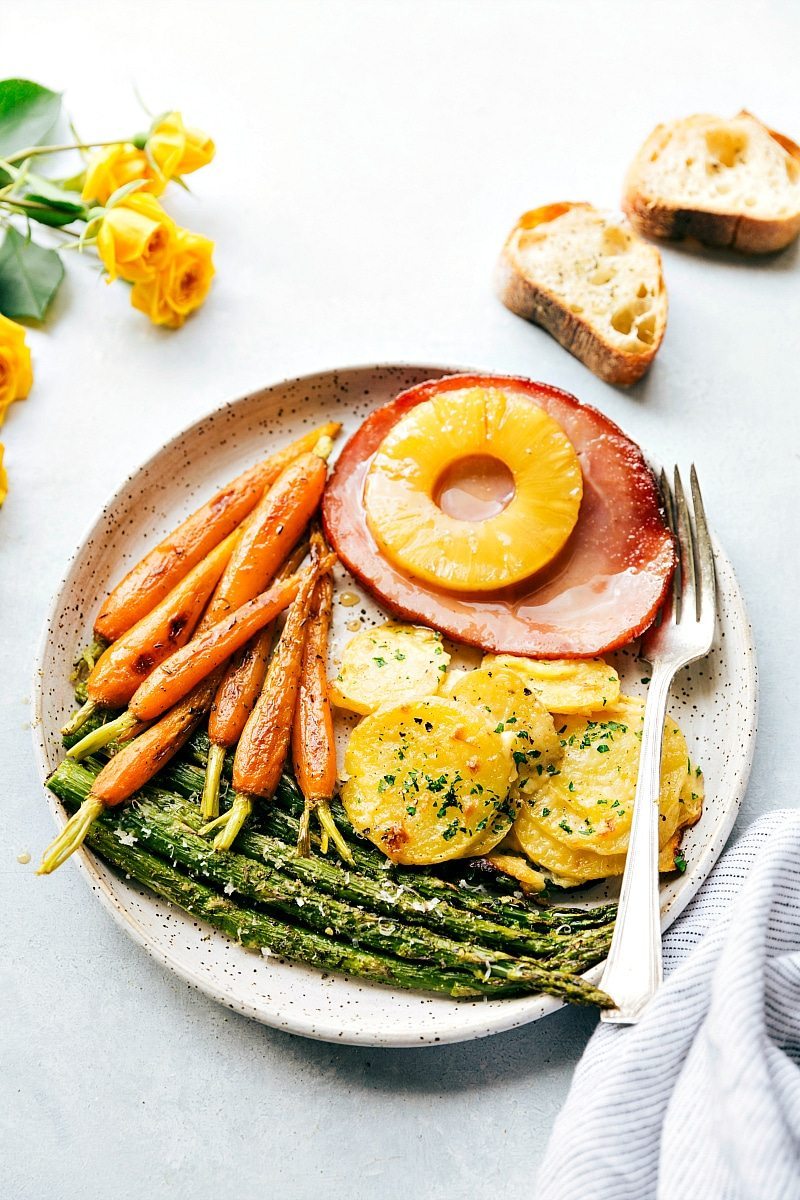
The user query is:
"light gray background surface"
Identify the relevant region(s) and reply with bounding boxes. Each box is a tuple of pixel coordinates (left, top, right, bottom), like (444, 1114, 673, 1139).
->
(2, 2, 798, 1197)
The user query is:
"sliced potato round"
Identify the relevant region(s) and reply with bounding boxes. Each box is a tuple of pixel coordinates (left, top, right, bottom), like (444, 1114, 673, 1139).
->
(467, 807, 519, 857)
(330, 621, 450, 715)
(513, 697, 689, 860)
(341, 696, 514, 865)
(442, 665, 562, 794)
(482, 654, 620, 713)
(515, 752, 704, 886)
(511, 818, 684, 887)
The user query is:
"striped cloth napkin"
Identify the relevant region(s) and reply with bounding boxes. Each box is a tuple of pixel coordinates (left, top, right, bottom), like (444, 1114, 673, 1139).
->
(537, 810, 800, 1200)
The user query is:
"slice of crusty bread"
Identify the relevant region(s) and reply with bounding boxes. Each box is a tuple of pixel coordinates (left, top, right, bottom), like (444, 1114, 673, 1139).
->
(497, 202, 667, 387)
(623, 111, 800, 254)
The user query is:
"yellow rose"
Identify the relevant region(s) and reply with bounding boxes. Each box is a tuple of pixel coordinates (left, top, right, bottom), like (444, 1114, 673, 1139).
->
(147, 112, 215, 180)
(0, 313, 33, 425)
(82, 143, 163, 205)
(0, 443, 7, 508)
(97, 194, 176, 283)
(130, 229, 215, 328)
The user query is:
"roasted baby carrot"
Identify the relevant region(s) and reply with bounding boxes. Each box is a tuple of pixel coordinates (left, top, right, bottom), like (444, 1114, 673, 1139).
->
(201, 553, 324, 851)
(66, 530, 240, 730)
(66, 570, 313, 761)
(130, 568, 325, 723)
(205, 437, 332, 623)
(201, 543, 309, 820)
(38, 681, 217, 875)
(70, 437, 336, 759)
(94, 422, 340, 643)
(292, 544, 352, 863)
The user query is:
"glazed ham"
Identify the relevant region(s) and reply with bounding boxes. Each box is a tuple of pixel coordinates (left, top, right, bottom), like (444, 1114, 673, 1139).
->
(322, 375, 675, 657)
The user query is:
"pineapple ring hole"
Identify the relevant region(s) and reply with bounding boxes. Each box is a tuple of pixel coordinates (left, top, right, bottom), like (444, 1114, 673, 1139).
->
(434, 454, 516, 522)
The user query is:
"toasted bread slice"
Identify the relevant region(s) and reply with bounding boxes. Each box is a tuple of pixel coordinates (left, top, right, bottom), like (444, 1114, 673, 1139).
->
(497, 202, 667, 387)
(623, 111, 800, 254)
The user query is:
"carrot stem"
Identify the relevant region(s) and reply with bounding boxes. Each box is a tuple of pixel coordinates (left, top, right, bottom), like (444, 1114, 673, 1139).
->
(37, 796, 105, 874)
(201, 742, 226, 821)
(61, 697, 99, 738)
(67, 709, 139, 761)
(296, 803, 313, 857)
(317, 803, 355, 865)
(201, 793, 253, 851)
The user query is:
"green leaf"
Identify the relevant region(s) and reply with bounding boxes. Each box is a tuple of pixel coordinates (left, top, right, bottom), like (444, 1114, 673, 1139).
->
(0, 79, 62, 159)
(0, 226, 64, 320)
(22, 170, 88, 226)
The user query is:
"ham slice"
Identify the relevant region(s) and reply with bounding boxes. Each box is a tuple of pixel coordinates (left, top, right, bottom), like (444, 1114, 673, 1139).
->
(322, 374, 675, 657)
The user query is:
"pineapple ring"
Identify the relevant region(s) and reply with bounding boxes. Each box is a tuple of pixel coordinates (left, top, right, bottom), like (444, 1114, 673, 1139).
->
(330, 621, 450, 715)
(481, 655, 621, 714)
(513, 767, 704, 885)
(442, 665, 563, 795)
(341, 696, 515, 865)
(363, 386, 583, 592)
(513, 697, 690, 861)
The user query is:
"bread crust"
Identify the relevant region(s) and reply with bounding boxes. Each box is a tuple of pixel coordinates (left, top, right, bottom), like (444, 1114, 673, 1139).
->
(623, 113, 800, 254)
(496, 206, 666, 388)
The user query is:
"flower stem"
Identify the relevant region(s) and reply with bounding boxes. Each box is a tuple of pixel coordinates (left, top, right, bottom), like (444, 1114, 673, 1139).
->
(7, 140, 130, 164)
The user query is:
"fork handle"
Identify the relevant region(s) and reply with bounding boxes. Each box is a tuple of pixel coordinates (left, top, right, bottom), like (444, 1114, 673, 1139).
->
(599, 663, 674, 1023)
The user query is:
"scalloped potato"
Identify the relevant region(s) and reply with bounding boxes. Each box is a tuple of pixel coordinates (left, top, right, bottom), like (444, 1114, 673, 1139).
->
(330, 621, 450, 715)
(514, 697, 688, 860)
(481, 655, 621, 714)
(512, 697, 704, 884)
(341, 696, 515, 865)
(442, 664, 563, 795)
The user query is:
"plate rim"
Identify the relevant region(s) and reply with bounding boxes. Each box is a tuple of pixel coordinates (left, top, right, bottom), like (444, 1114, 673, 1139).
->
(31, 362, 759, 1047)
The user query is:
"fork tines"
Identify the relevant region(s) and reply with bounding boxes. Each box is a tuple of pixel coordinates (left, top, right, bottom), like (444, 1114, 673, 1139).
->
(658, 466, 716, 623)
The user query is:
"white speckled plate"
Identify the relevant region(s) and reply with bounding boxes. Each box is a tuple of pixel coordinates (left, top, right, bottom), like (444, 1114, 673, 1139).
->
(32, 364, 758, 1047)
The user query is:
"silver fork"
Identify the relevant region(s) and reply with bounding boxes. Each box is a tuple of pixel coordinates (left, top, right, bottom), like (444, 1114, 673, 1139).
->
(599, 466, 716, 1023)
